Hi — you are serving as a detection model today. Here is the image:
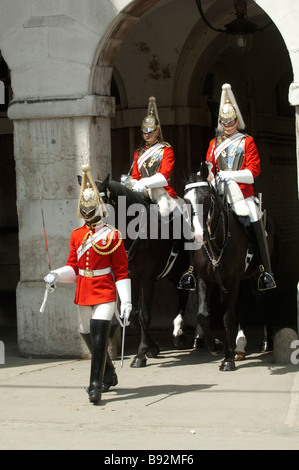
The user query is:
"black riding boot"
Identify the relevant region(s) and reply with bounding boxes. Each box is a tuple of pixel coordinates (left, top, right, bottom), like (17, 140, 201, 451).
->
(101, 321, 118, 392)
(101, 354, 118, 392)
(87, 319, 111, 403)
(81, 322, 118, 393)
(251, 219, 276, 291)
(80, 332, 92, 352)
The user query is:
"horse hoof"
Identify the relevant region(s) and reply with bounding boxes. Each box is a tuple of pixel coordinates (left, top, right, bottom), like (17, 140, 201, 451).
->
(192, 337, 204, 350)
(234, 351, 246, 361)
(130, 356, 147, 368)
(260, 341, 273, 352)
(210, 339, 224, 356)
(173, 334, 186, 349)
(220, 360, 236, 371)
(146, 345, 160, 358)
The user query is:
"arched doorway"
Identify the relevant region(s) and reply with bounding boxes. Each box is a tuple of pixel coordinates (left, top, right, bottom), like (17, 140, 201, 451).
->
(0, 53, 17, 327)
(89, 0, 298, 328)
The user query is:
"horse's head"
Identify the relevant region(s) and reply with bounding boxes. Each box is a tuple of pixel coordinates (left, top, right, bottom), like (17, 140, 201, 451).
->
(184, 161, 214, 246)
(78, 173, 151, 230)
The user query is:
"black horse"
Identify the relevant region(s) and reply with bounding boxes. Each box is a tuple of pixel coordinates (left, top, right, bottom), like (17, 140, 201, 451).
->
(184, 161, 277, 371)
(93, 175, 190, 367)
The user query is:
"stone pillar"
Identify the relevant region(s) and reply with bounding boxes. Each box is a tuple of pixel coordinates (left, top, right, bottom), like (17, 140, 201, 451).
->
(8, 95, 115, 357)
(289, 83, 299, 337)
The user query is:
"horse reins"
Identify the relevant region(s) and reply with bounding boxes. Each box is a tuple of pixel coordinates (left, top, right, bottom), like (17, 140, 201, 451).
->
(103, 186, 148, 263)
(185, 179, 230, 293)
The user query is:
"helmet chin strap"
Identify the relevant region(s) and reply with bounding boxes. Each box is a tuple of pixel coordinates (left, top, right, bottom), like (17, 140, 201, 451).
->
(222, 120, 239, 135)
(143, 128, 160, 146)
(85, 220, 103, 229)
(81, 206, 106, 229)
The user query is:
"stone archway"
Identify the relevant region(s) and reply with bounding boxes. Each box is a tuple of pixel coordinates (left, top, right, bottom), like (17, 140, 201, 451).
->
(2, 0, 297, 357)
(101, 0, 298, 328)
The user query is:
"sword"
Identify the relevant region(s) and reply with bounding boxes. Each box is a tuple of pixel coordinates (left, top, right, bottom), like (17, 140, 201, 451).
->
(115, 304, 130, 367)
(38, 173, 52, 313)
(258, 192, 263, 219)
(38, 174, 51, 271)
(121, 321, 126, 368)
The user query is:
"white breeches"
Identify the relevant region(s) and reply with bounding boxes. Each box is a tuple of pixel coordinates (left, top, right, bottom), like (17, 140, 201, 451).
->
(78, 302, 115, 334)
(245, 196, 259, 222)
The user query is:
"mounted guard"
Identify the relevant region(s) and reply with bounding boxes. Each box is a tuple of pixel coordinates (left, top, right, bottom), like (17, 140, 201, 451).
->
(122, 96, 196, 291)
(206, 83, 276, 291)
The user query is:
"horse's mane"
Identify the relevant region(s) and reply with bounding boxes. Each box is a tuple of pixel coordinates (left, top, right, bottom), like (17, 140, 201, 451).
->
(185, 162, 210, 187)
(108, 180, 151, 208)
(186, 173, 201, 185)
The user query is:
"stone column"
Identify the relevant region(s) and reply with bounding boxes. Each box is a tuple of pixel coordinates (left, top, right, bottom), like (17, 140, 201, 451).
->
(289, 82, 299, 337)
(8, 95, 115, 357)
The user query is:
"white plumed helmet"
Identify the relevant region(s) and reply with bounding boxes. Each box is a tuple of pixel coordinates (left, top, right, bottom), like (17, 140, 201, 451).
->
(217, 83, 245, 132)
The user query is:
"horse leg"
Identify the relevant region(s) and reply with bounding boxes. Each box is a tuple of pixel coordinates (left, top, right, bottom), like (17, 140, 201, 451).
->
(234, 325, 247, 361)
(192, 323, 205, 349)
(130, 283, 160, 368)
(172, 289, 189, 349)
(173, 313, 185, 348)
(260, 292, 273, 352)
(196, 280, 223, 355)
(172, 298, 204, 349)
(220, 283, 239, 371)
(234, 283, 247, 361)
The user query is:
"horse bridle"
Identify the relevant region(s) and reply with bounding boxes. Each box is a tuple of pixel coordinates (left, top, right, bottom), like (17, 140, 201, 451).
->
(185, 179, 229, 268)
(185, 181, 218, 241)
(185, 178, 231, 294)
(101, 184, 146, 262)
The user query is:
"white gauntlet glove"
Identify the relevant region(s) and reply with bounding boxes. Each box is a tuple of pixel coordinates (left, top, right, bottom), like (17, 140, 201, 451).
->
(218, 169, 254, 184)
(40, 271, 59, 313)
(41, 266, 76, 314)
(132, 180, 148, 193)
(116, 278, 132, 326)
(44, 266, 76, 291)
(132, 173, 168, 193)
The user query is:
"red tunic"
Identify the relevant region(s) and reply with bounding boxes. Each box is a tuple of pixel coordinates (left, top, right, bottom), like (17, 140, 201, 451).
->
(66, 224, 129, 306)
(131, 144, 178, 198)
(206, 134, 260, 198)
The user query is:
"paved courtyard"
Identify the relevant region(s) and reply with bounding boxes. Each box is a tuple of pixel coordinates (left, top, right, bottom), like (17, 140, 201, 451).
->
(0, 327, 298, 451)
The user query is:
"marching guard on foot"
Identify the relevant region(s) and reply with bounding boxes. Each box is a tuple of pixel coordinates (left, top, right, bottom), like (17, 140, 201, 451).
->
(43, 164, 132, 404)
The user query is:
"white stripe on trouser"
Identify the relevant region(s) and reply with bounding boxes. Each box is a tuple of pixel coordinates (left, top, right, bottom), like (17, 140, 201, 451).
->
(78, 302, 115, 334)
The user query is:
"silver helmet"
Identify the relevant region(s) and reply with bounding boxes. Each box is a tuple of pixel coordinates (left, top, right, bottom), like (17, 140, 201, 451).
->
(78, 164, 107, 224)
(217, 83, 245, 132)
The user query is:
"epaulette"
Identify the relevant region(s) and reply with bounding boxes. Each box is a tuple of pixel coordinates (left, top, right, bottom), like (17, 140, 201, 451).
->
(89, 224, 123, 255)
(161, 141, 171, 147)
(105, 224, 123, 240)
(74, 225, 85, 232)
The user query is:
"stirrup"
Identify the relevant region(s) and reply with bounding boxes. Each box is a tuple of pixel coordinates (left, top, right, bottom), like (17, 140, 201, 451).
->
(257, 267, 276, 291)
(177, 266, 196, 291)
